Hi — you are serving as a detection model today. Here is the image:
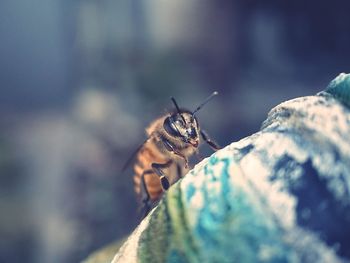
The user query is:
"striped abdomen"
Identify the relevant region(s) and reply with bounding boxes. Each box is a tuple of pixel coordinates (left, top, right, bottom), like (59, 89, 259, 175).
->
(133, 141, 169, 201)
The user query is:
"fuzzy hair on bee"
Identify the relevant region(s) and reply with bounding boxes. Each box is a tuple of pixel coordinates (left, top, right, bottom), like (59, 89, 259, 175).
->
(125, 92, 220, 218)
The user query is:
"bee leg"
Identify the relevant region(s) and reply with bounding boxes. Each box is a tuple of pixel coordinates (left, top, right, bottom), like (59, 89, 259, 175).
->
(151, 160, 173, 190)
(200, 130, 221, 151)
(162, 139, 189, 168)
(176, 163, 183, 180)
(140, 170, 154, 218)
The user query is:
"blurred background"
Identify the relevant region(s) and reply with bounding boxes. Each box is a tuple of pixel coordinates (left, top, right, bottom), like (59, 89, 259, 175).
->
(1, 0, 350, 262)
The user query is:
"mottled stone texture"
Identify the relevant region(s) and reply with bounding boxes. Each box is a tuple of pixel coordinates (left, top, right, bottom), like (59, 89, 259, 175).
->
(112, 73, 350, 263)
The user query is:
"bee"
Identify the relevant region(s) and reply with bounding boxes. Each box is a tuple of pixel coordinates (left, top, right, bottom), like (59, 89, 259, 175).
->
(124, 92, 220, 217)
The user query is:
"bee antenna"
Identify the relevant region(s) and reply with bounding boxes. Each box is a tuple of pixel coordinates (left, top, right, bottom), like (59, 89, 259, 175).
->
(171, 97, 186, 124)
(192, 91, 218, 116)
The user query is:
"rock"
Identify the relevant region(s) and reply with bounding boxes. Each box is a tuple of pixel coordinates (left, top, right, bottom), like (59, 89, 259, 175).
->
(111, 73, 350, 263)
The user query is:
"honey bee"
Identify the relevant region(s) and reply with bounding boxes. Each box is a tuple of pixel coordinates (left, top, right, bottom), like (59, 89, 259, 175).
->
(124, 92, 220, 217)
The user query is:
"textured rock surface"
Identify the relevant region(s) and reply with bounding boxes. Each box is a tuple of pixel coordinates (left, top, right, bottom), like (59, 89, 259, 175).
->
(111, 74, 350, 263)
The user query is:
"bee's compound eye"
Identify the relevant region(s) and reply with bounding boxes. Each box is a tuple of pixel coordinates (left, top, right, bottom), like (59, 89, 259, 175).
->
(177, 117, 185, 126)
(163, 117, 181, 137)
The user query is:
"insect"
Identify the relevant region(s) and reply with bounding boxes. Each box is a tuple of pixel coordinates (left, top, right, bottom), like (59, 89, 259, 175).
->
(124, 92, 220, 217)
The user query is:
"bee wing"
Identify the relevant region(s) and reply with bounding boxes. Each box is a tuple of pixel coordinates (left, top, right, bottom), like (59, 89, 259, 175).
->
(121, 137, 150, 172)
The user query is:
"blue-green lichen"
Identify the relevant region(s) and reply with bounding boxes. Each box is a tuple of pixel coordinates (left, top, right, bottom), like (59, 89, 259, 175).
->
(325, 73, 350, 107)
(138, 153, 297, 263)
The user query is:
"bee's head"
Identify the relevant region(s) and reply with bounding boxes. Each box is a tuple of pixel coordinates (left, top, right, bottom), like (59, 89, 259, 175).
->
(163, 92, 218, 148)
(163, 111, 199, 147)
